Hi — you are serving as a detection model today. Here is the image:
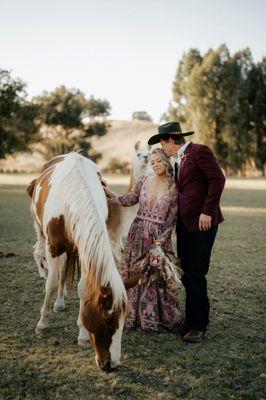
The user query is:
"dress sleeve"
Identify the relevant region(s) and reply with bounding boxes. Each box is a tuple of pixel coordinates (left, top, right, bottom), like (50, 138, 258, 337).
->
(161, 190, 178, 243)
(108, 177, 144, 206)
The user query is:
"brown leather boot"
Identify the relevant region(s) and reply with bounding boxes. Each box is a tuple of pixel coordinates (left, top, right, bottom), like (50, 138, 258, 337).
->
(182, 329, 207, 343)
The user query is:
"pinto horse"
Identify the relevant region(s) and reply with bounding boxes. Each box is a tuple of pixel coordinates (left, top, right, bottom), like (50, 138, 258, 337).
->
(27, 152, 128, 371)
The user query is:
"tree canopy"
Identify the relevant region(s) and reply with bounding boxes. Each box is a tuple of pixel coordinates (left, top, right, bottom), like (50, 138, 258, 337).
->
(0, 70, 40, 159)
(166, 45, 266, 174)
(0, 72, 111, 161)
(33, 86, 111, 160)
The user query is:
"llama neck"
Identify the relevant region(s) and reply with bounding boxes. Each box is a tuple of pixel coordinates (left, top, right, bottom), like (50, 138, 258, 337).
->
(128, 161, 141, 190)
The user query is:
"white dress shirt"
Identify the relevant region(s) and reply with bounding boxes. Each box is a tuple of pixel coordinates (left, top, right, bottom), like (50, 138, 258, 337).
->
(172, 141, 191, 178)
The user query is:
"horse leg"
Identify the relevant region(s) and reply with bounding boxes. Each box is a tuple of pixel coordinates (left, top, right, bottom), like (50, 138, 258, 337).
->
(33, 220, 48, 279)
(53, 253, 67, 312)
(77, 274, 90, 347)
(36, 242, 60, 333)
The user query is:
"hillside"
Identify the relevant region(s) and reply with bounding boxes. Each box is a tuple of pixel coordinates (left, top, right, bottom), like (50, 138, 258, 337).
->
(91, 119, 157, 169)
(0, 120, 158, 173)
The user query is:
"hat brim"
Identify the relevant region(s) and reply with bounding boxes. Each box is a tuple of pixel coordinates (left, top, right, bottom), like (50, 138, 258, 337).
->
(148, 131, 194, 145)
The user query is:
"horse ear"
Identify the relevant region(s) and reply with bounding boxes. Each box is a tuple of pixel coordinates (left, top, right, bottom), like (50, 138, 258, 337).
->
(100, 285, 112, 298)
(99, 286, 113, 309)
(135, 141, 141, 151)
(124, 273, 142, 290)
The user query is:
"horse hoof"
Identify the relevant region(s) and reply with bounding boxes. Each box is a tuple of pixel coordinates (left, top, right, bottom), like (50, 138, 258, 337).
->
(78, 339, 90, 348)
(53, 304, 66, 312)
(35, 326, 49, 336)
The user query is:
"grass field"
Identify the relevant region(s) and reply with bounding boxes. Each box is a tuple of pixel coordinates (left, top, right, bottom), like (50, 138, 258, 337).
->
(0, 182, 265, 400)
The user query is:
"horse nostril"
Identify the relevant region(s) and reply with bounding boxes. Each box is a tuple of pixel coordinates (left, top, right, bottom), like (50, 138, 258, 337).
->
(101, 360, 114, 372)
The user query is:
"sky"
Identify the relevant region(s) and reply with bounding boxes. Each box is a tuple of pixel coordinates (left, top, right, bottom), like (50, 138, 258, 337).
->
(1, 0, 265, 123)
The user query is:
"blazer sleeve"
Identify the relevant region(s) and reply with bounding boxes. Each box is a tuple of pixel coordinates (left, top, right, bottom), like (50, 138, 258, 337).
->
(195, 145, 226, 217)
(108, 177, 144, 206)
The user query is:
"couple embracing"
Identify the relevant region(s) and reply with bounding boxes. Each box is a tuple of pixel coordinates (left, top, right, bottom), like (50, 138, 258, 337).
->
(104, 122, 226, 343)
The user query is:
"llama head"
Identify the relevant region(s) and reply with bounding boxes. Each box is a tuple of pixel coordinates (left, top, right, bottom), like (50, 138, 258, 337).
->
(133, 141, 153, 179)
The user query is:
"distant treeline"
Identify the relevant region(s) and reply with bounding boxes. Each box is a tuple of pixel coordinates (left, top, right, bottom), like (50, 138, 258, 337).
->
(0, 69, 111, 161)
(165, 44, 266, 175)
(1, 44, 266, 175)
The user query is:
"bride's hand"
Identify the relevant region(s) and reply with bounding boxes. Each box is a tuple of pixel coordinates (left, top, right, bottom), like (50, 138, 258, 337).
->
(104, 186, 115, 199)
(102, 183, 115, 199)
(98, 174, 114, 198)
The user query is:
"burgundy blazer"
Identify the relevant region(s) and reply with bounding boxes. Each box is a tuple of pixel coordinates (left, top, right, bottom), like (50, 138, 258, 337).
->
(175, 143, 226, 232)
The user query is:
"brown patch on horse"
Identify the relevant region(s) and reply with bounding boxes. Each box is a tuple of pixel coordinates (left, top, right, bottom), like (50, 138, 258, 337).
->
(34, 169, 53, 229)
(26, 155, 65, 198)
(40, 155, 65, 173)
(47, 215, 74, 257)
(27, 179, 37, 198)
(47, 214, 77, 292)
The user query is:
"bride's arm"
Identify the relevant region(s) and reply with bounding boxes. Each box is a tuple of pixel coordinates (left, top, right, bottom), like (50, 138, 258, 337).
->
(105, 177, 144, 206)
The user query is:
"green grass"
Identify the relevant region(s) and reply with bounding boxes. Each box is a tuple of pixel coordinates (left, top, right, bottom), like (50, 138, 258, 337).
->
(0, 184, 265, 400)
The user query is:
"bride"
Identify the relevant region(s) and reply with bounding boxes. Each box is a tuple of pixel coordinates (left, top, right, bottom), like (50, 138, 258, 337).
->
(104, 148, 182, 332)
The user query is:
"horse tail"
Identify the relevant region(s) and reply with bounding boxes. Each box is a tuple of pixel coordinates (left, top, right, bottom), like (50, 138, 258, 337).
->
(65, 252, 79, 296)
(54, 152, 127, 311)
(27, 179, 37, 198)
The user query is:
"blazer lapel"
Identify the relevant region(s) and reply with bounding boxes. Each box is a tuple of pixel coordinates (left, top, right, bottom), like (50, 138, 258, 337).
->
(178, 142, 193, 186)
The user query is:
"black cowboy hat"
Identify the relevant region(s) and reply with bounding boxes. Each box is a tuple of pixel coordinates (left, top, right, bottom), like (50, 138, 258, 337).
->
(148, 122, 194, 145)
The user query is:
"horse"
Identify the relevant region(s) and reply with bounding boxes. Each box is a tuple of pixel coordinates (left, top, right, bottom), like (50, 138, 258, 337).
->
(27, 152, 130, 371)
(107, 141, 153, 261)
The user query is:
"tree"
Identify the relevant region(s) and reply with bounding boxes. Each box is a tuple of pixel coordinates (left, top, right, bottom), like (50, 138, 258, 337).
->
(247, 58, 266, 173)
(167, 45, 266, 174)
(166, 48, 202, 124)
(132, 111, 153, 122)
(34, 86, 111, 159)
(0, 69, 40, 158)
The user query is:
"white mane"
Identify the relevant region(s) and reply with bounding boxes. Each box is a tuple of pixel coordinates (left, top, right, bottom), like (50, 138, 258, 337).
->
(51, 152, 127, 310)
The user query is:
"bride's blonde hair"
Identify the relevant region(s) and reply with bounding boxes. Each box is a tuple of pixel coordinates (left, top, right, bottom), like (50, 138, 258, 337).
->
(150, 148, 174, 191)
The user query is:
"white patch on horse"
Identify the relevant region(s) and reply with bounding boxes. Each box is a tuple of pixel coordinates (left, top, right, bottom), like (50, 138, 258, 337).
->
(109, 316, 125, 367)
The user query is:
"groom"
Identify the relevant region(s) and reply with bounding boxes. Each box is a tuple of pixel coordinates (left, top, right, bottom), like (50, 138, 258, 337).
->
(148, 122, 226, 342)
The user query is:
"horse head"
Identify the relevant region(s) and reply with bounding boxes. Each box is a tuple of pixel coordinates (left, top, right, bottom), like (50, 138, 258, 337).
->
(81, 279, 127, 372)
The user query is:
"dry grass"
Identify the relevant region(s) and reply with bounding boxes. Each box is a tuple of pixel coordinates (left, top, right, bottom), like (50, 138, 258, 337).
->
(0, 183, 265, 400)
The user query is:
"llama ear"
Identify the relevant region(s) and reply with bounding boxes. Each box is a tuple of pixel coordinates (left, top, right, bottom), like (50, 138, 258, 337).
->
(135, 141, 141, 151)
(124, 273, 142, 290)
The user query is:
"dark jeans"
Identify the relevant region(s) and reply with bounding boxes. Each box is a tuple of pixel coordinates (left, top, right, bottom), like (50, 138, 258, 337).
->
(176, 220, 218, 331)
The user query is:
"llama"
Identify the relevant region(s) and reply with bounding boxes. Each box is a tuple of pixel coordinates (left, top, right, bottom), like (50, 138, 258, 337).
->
(107, 141, 153, 261)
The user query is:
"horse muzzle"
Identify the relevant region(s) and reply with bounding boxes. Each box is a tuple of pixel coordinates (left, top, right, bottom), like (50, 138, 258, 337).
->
(96, 357, 115, 372)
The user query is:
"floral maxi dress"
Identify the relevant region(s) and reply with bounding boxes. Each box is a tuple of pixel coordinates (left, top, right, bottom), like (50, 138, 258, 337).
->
(110, 176, 182, 332)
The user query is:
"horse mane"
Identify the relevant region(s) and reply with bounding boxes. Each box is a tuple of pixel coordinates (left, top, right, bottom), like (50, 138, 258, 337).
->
(53, 152, 127, 312)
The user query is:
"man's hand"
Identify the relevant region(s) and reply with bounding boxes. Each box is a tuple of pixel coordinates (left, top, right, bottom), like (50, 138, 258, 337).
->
(199, 213, 212, 231)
